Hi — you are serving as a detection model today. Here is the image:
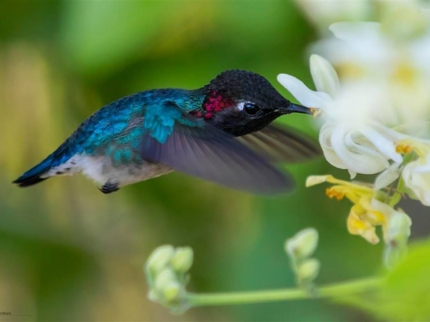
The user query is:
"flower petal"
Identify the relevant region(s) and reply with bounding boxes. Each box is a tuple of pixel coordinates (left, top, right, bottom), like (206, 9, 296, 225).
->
(305, 175, 330, 187)
(319, 123, 349, 170)
(360, 124, 403, 163)
(414, 153, 430, 172)
(347, 206, 380, 244)
(314, 22, 391, 72)
(277, 74, 332, 108)
(374, 162, 402, 190)
(403, 159, 430, 206)
(328, 124, 390, 175)
(410, 32, 430, 71)
(310, 54, 340, 97)
(329, 22, 381, 42)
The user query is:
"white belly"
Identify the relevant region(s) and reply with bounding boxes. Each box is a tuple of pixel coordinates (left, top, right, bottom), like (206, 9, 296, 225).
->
(47, 154, 172, 187)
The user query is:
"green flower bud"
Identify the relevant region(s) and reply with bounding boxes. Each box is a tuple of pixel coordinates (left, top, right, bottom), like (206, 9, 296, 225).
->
(384, 210, 412, 247)
(146, 245, 175, 276)
(163, 281, 182, 303)
(147, 290, 158, 302)
(154, 267, 177, 295)
(285, 228, 319, 260)
(297, 259, 320, 282)
(171, 247, 194, 273)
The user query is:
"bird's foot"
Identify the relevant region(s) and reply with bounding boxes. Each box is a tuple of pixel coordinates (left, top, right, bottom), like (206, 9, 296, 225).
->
(99, 182, 120, 194)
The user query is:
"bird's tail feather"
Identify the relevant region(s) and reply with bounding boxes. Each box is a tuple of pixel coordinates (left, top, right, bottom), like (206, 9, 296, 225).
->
(13, 154, 55, 187)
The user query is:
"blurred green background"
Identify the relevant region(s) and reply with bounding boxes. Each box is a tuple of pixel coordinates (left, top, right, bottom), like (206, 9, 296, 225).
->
(0, 1, 391, 321)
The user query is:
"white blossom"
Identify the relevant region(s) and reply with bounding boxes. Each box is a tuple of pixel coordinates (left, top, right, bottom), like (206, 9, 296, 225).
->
(403, 152, 430, 206)
(313, 7, 430, 136)
(278, 55, 403, 178)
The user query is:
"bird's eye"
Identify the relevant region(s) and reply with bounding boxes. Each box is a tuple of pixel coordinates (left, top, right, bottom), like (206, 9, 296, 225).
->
(243, 103, 259, 115)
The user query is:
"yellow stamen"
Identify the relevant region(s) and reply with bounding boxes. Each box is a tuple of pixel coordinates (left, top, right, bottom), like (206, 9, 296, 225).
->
(325, 187, 345, 200)
(396, 139, 430, 158)
(395, 142, 412, 154)
(309, 107, 322, 118)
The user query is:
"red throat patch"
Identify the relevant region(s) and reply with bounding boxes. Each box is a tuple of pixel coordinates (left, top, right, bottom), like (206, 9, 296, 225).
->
(191, 90, 235, 119)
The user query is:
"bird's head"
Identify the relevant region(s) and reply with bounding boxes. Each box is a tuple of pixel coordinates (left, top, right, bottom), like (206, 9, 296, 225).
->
(193, 69, 311, 136)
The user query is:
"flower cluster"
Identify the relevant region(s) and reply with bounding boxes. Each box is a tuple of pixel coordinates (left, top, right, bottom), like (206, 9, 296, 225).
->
(145, 245, 193, 313)
(278, 2, 430, 248)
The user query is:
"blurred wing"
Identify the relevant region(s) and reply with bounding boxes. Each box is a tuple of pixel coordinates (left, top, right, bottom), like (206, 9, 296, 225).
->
(140, 122, 293, 195)
(238, 124, 321, 164)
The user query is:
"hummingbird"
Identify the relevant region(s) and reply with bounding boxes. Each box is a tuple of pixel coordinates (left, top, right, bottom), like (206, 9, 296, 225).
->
(13, 70, 320, 194)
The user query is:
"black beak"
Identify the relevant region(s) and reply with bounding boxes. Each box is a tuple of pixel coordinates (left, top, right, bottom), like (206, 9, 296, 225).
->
(283, 102, 312, 115)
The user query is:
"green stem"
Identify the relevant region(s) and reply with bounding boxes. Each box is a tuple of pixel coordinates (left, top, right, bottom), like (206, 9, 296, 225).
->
(389, 152, 416, 207)
(187, 277, 381, 307)
(389, 177, 405, 207)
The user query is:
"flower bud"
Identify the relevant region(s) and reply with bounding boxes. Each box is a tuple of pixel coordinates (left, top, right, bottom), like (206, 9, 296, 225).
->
(297, 259, 320, 282)
(154, 268, 177, 295)
(162, 281, 182, 303)
(170, 247, 194, 273)
(384, 210, 412, 246)
(147, 290, 158, 302)
(146, 245, 175, 275)
(285, 228, 319, 260)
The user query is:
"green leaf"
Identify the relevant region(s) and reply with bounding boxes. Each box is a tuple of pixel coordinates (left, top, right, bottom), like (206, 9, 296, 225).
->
(338, 239, 430, 321)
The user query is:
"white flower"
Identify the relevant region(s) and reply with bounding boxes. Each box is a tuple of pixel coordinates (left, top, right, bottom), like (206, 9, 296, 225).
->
(391, 139, 430, 206)
(278, 55, 403, 178)
(283, 1, 430, 211)
(313, 7, 430, 135)
(315, 7, 430, 75)
(293, 0, 372, 32)
(403, 151, 430, 206)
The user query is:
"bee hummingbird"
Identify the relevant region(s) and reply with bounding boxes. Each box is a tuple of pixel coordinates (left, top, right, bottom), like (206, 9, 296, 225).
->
(13, 70, 320, 194)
